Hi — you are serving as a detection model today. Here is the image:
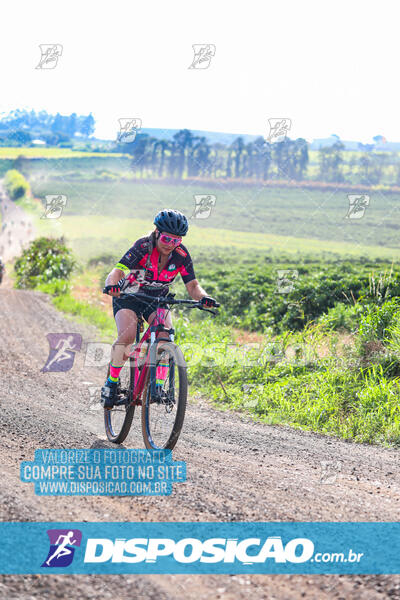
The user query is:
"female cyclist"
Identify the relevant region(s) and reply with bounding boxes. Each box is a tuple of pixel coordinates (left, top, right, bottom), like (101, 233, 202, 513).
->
(101, 208, 218, 407)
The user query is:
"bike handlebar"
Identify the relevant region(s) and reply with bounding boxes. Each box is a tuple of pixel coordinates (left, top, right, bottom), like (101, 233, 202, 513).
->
(102, 288, 220, 315)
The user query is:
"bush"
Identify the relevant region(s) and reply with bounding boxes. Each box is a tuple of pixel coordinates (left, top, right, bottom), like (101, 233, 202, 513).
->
(358, 299, 400, 345)
(14, 237, 76, 289)
(4, 169, 30, 200)
(318, 303, 365, 332)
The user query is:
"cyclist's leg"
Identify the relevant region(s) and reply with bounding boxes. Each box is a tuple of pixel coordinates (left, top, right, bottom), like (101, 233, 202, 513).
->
(101, 308, 139, 407)
(111, 308, 139, 368)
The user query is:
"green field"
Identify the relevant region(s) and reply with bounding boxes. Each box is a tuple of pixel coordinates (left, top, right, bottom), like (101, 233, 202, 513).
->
(0, 154, 131, 178)
(0, 147, 123, 158)
(30, 179, 400, 254)
(33, 214, 400, 265)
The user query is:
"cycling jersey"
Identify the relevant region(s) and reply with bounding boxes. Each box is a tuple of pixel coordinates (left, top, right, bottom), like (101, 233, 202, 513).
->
(115, 235, 196, 295)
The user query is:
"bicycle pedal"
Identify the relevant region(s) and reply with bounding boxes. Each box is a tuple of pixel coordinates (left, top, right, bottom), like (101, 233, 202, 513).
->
(114, 397, 128, 406)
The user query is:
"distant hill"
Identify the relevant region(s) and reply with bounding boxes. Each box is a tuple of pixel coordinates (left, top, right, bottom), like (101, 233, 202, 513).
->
(140, 128, 260, 146)
(137, 129, 400, 152)
(310, 138, 400, 152)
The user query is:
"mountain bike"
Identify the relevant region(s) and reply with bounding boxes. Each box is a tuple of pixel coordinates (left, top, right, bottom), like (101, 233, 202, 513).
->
(101, 289, 219, 449)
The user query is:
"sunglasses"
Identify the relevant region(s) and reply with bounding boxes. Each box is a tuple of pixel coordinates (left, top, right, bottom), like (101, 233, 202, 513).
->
(159, 233, 182, 246)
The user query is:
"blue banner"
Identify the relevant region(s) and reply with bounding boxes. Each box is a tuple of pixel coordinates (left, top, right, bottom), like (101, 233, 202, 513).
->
(0, 522, 399, 574)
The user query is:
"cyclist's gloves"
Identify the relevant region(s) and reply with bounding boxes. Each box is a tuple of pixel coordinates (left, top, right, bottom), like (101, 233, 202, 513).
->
(200, 296, 218, 308)
(105, 284, 121, 295)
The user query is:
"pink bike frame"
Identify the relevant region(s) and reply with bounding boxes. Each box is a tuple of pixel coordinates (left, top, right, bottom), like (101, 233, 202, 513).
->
(129, 307, 169, 405)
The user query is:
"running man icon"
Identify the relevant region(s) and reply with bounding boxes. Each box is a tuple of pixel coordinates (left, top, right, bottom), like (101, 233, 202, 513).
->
(42, 529, 82, 568)
(46, 531, 76, 566)
(41, 333, 82, 373)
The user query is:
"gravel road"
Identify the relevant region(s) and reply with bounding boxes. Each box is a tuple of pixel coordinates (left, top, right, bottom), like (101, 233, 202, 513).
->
(0, 281, 400, 599)
(0, 181, 35, 263)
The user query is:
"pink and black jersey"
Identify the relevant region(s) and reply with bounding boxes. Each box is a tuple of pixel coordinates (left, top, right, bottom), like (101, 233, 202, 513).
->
(115, 236, 196, 295)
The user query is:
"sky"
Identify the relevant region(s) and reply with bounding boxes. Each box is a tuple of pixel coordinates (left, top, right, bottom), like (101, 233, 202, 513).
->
(0, 0, 398, 143)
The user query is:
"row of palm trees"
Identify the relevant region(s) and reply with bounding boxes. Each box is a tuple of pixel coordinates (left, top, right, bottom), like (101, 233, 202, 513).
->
(122, 129, 310, 181)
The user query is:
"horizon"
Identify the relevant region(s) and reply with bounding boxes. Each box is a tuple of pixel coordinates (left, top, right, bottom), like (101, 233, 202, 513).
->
(0, 111, 391, 146)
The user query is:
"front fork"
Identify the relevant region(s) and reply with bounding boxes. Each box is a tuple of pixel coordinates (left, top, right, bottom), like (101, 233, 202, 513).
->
(149, 324, 175, 399)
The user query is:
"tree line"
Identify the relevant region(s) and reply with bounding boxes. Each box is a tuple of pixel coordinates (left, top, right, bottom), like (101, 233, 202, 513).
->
(0, 109, 95, 146)
(123, 132, 400, 186)
(121, 129, 309, 180)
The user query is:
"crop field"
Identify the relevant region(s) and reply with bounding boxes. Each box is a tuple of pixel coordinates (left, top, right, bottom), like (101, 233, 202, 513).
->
(34, 214, 400, 265)
(0, 147, 123, 158)
(30, 178, 400, 252)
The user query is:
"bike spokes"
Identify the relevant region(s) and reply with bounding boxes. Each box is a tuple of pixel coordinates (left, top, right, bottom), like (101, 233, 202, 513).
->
(104, 361, 135, 443)
(142, 344, 187, 450)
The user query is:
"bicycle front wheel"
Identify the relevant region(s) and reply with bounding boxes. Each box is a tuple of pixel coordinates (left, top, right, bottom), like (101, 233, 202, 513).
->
(141, 342, 187, 450)
(104, 359, 135, 444)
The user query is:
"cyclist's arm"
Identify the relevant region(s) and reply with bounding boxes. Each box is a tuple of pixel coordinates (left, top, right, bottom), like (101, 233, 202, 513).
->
(105, 267, 126, 288)
(185, 278, 208, 301)
(105, 237, 149, 290)
(104, 265, 125, 297)
(179, 248, 204, 300)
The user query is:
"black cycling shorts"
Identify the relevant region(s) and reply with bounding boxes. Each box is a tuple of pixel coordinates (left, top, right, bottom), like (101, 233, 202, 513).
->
(112, 294, 159, 321)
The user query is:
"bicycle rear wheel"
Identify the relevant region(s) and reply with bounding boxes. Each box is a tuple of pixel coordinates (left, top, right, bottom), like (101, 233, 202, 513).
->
(104, 359, 135, 444)
(141, 342, 187, 450)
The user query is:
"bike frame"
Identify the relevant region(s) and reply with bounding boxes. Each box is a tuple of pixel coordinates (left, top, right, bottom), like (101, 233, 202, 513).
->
(102, 286, 218, 446)
(128, 305, 174, 406)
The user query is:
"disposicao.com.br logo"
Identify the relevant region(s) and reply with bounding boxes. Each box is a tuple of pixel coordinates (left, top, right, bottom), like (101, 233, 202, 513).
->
(1, 522, 390, 574)
(84, 536, 316, 564)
